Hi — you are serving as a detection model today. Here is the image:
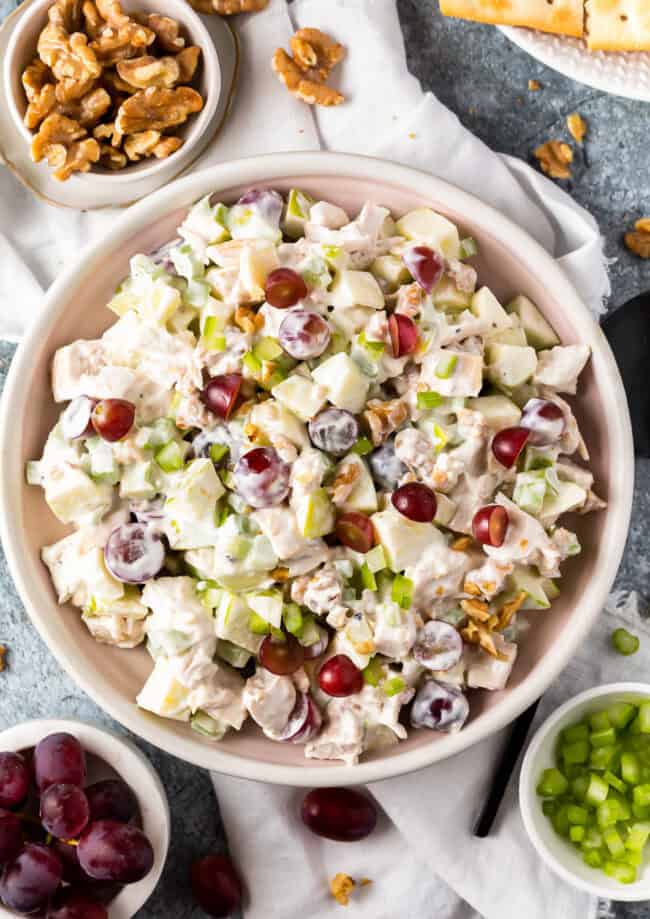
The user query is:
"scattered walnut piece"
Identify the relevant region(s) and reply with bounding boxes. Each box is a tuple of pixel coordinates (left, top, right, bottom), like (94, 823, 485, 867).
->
(31, 112, 85, 162)
(22, 58, 52, 101)
(528, 79, 541, 91)
(363, 398, 408, 447)
(330, 873, 356, 907)
(624, 218, 650, 259)
(115, 85, 202, 134)
(116, 54, 180, 89)
(329, 461, 361, 507)
(176, 46, 201, 83)
(534, 140, 573, 180)
(497, 590, 527, 631)
(48, 0, 83, 32)
(93, 119, 122, 146)
(58, 86, 111, 126)
(146, 13, 185, 51)
(0, 646, 6, 672)
(272, 28, 345, 108)
(567, 112, 587, 144)
(123, 128, 161, 160)
(234, 303, 263, 333)
(53, 137, 101, 181)
(152, 135, 182, 158)
(461, 619, 505, 660)
(82, 0, 105, 39)
(460, 598, 491, 623)
(271, 566, 290, 582)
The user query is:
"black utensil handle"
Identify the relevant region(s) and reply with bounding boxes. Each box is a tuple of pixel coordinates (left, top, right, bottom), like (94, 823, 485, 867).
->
(473, 698, 541, 838)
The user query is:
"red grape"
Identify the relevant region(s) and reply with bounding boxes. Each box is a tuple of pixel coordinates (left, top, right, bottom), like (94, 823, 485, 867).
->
(104, 522, 165, 584)
(368, 437, 406, 490)
(0, 809, 23, 865)
(237, 187, 282, 225)
(78, 820, 153, 884)
(410, 681, 469, 732)
(265, 268, 308, 309)
(47, 888, 108, 919)
(34, 734, 86, 792)
(91, 399, 135, 442)
(60, 397, 96, 440)
(0, 843, 62, 913)
(388, 314, 418, 357)
(402, 245, 444, 293)
(40, 784, 90, 840)
(0, 752, 30, 808)
(52, 839, 88, 885)
(233, 447, 290, 508)
(472, 504, 509, 547)
(278, 310, 331, 359)
(276, 693, 322, 743)
(391, 482, 437, 523)
(302, 624, 330, 661)
(318, 655, 363, 697)
(413, 621, 463, 672)
(491, 426, 530, 468)
(335, 512, 374, 553)
(520, 398, 565, 446)
(259, 634, 304, 676)
(301, 788, 377, 842)
(201, 374, 242, 421)
(191, 854, 242, 918)
(308, 409, 358, 456)
(85, 779, 136, 825)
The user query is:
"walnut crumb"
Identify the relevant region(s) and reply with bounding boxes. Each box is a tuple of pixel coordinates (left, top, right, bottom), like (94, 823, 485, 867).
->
(330, 873, 356, 906)
(359, 878, 372, 887)
(528, 79, 541, 91)
(460, 598, 490, 622)
(498, 590, 527, 631)
(534, 140, 573, 180)
(451, 536, 473, 552)
(566, 112, 587, 144)
(624, 219, 650, 259)
(271, 566, 290, 582)
(0, 646, 6, 671)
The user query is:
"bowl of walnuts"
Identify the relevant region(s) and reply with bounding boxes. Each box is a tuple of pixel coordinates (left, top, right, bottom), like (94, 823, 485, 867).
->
(4, 0, 219, 185)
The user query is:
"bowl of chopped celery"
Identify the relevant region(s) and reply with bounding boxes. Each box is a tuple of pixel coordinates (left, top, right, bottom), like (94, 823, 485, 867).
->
(520, 683, 650, 900)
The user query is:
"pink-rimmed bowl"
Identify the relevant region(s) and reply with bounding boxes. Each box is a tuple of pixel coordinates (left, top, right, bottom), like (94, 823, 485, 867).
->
(0, 152, 634, 786)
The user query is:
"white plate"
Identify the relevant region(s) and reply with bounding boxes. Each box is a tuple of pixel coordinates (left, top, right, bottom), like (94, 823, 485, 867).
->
(0, 1, 240, 209)
(500, 26, 650, 102)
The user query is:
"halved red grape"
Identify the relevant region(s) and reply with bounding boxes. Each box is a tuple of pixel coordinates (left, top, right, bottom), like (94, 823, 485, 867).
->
(368, 437, 406, 490)
(265, 268, 308, 309)
(277, 693, 322, 743)
(318, 655, 363, 697)
(413, 621, 463, 672)
(91, 399, 135, 443)
(278, 310, 331, 359)
(491, 426, 530, 468)
(237, 187, 283, 225)
(40, 784, 89, 840)
(47, 888, 108, 919)
(0, 752, 30, 808)
(0, 844, 63, 914)
(85, 779, 136, 825)
(259, 634, 304, 676)
(191, 854, 242, 919)
(301, 788, 377, 842)
(391, 482, 437, 523)
(302, 625, 330, 661)
(520, 398, 565, 446)
(234, 447, 290, 508)
(335, 512, 374, 553)
(402, 245, 444, 293)
(308, 409, 358, 456)
(388, 314, 418, 357)
(34, 734, 86, 792)
(61, 397, 96, 440)
(130, 496, 165, 527)
(472, 504, 509, 547)
(410, 681, 469, 732)
(78, 820, 153, 884)
(201, 374, 242, 421)
(104, 522, 165, 584)
(0, 809, 23, 864)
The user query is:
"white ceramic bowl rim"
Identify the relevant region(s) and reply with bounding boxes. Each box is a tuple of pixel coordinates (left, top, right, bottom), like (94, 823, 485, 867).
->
(0, 152, 635, 786)
(519, 683, 650, 901)
(2, 0, 220, 185)
(0, 718, 170, 918)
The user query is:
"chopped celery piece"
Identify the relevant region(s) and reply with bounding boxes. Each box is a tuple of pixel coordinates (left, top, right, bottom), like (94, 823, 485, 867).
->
(362, 657, 384, 687)
(351, 437, 374, 456)
(570, 825, 585, 843)
(249, 612, 271, 635)
(590, 745, 617, 771)
(590, 711, 611, 732)
(633, 802, 650, 820)
(155, 441, 184, 472)
(604, 771, 627, 794)
(585, 774, 609, 806)
(608, 702, 637, 731)
(624, 849, 643, 867)
(541, 799, 557, 817)
(360, 563, 377, 591)
(604, 861, 636, 884)
(216, 640, 251, 669)
(365, 545, 386, 573)
(633, 784, 650, 807)
(459, 236, 478, 259)
(597, 800, 622, 829)
(210, 443, 229, 464)
(571, 775, 589, 801)
(282, 603, 303, 637)
(383, 676, 405, 697)
(591, 727, 617, 749)
(190, 711, 226, 740)
(603, 828, 626, 858)
(203, 316, 226, 351)
(583, 850, 602, 868)
(434, 354, 458, 379)
(612, 627, 640, 656)
(582, 827, 603, 850)
(537, 768, 568, 797)
(626, 821, 650, 851)
(358, 332, 385, 359)
(416, 390, 444, 410)
(563, 740, 589, 765)
(243, 351, 262, 376)
(254, 337, 283, 362)
(391, 575, 413, 610)
(552, 804, 571, 837)
(639, 702, 650, 733)
(563, 722, 590, 744)
(567, 805, 588, 826)
(621, 753, 641, 785)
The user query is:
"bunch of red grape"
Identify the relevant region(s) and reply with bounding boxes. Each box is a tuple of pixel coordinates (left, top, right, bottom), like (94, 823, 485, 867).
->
(0, 732, 153, 917)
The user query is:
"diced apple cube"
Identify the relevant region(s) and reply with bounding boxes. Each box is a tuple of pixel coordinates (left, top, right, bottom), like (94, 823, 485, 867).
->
(371, 508, 440, 572)
(395, 208, 460, 259)
(44, 467, 112, 525)
(466, 395, 522, 429)
(239, 241, 279, 302)
(137, 658, 191, 721)
(312, 353, 370, 413)
(421, 349, 483, 397)
(294, 488, 335, 538)
(370, 255, 411, 291)
(486, 344, 537, 389)
(328, 270, 384, 310)
(271, 375, 327, 422)
(215, 592, 263, 654)
(339, 454, 378, 514)
(245, 590, 284, 628)
(470, 287, 512, 329)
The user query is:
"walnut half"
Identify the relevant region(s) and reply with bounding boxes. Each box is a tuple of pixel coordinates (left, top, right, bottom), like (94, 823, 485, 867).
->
(115, 85, 202, 134)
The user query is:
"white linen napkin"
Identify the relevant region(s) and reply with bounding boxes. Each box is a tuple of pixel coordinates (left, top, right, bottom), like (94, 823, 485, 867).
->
(0, 2, 617, 917)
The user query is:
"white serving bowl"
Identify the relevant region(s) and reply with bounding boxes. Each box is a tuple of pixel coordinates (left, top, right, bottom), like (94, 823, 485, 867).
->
(3, 0, 220, 186)
(520, 683, 650, 901)
(0, 719, 170, 918)
(0, 152, 634, 786)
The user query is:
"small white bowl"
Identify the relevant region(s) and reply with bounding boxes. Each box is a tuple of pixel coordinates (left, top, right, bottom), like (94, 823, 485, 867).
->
(3, 0, 220, 186)
(0, 719, 170, 919)
(520, 683, 650, 902)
